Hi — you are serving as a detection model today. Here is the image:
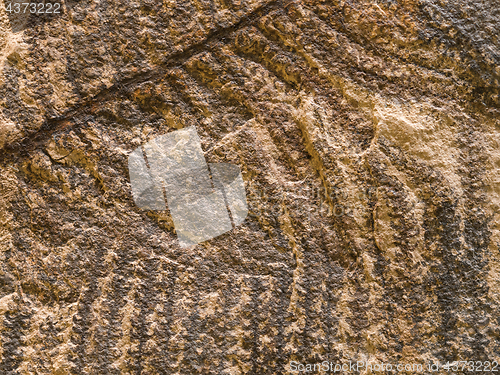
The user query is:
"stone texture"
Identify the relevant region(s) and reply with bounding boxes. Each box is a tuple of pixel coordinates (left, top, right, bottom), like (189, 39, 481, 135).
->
(0, 0, 499, 373)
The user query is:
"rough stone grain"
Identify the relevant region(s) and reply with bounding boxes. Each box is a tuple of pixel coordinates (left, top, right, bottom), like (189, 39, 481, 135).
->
(0, 0, 499, 374)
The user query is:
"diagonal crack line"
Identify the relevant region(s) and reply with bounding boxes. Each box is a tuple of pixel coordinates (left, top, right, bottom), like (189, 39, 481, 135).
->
(0, 0, 297, 163)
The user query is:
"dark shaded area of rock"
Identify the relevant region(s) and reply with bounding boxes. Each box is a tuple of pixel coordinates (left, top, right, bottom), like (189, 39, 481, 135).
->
(0, 0, 499, 373)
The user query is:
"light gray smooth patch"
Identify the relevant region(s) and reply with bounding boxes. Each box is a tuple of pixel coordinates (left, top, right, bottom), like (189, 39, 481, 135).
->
(143, 126, 232, 248)
(169, 189, 233, 248)
(128, 126, 248, 248)
(128, 147, 166, 210)
(143, 126, 213, 203)
(209, 163, 248, 226)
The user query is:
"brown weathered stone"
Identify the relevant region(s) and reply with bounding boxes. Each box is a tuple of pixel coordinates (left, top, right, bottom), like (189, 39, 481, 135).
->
(0, 0, 499, 373)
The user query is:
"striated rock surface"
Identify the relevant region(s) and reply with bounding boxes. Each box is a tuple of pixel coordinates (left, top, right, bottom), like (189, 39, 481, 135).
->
(0, 0, 499, 373)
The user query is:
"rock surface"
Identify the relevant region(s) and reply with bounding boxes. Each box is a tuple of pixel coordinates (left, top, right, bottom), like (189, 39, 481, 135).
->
(0, 0, 499, 373)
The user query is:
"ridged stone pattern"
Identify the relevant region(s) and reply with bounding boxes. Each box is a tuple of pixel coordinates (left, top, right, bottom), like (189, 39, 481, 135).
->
(0, 0, 499, 373)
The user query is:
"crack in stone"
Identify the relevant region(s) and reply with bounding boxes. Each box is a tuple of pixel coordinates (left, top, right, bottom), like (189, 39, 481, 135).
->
(0, 0, 297, 163)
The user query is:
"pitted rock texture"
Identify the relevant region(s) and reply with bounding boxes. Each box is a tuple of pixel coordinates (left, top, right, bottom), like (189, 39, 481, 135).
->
(0, 0, 499, 373)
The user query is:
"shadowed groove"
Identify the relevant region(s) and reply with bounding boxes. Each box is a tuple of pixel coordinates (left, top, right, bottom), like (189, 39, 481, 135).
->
(0, 0, 297, 164)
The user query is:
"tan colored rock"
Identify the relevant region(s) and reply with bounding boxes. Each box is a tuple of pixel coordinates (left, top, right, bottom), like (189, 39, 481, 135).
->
(0, 0, 499, 373)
